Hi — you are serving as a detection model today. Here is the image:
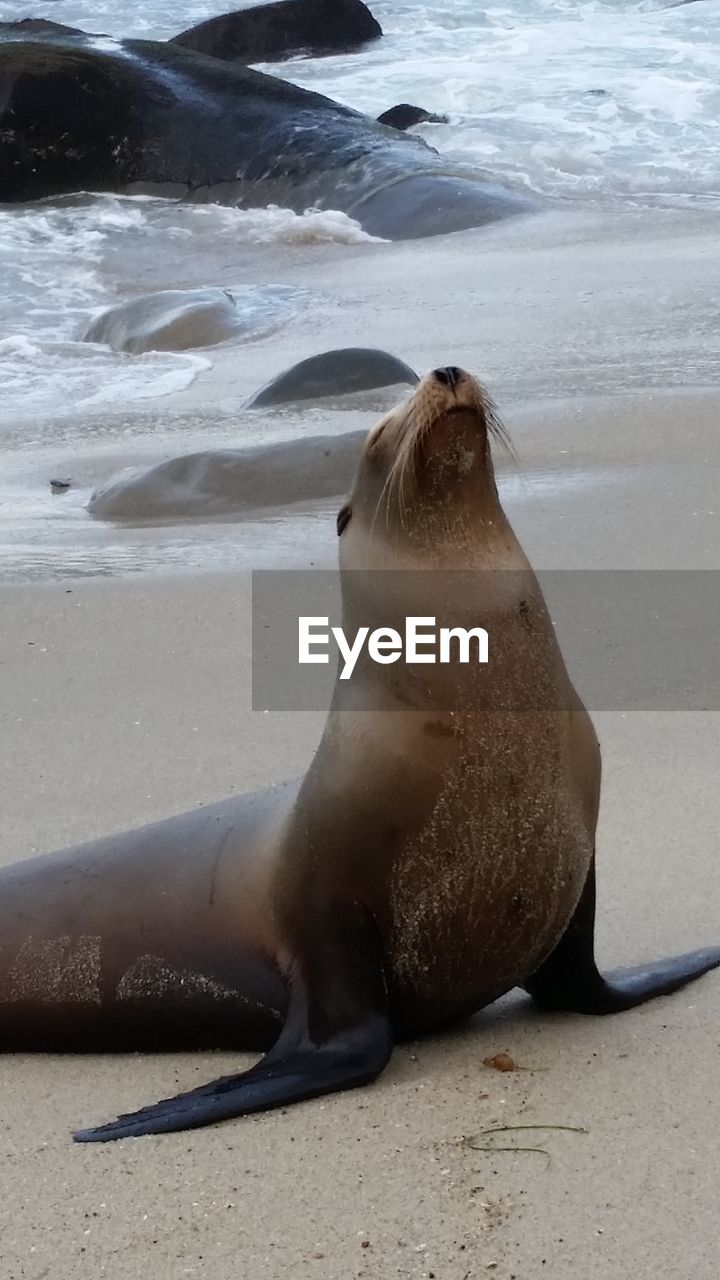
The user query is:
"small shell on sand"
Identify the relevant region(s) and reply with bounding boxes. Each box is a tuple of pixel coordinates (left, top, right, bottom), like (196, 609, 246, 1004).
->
(482, 1052, 518, 1072)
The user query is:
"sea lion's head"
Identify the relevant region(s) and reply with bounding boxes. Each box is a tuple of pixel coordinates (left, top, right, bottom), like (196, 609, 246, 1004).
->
(337, 367, 512, 563)
(332, 368, 523, 712)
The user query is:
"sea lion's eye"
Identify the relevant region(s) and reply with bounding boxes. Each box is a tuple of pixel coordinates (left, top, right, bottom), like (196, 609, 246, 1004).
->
(336, 503, 352, 536)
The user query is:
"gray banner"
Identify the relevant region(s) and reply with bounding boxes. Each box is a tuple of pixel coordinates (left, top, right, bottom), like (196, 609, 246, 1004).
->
(251, 570, 720, 711)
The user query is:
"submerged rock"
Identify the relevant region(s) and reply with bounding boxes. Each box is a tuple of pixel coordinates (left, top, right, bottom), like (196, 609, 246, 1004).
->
(377, 104, 448, 131)
(83, 288, 241, 354)
(171, 0, 382, 63)
(246, 348, 419, 407)
(88, 433, 365, 523)
(0, 35, 533, 239)
(87, 348, 418, 522)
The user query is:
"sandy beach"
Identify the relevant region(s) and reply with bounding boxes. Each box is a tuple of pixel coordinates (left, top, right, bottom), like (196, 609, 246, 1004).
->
(2, 590, 720, 1278)
(3, 362, 720, 1276)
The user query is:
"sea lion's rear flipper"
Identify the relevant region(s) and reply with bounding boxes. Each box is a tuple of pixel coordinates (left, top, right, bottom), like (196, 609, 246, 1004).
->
(524, 857, 720, 1014)
(73, 903, 392, 1142)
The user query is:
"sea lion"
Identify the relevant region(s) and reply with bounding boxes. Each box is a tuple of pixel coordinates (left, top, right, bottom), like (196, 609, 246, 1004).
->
(1, 367, 718, 1144)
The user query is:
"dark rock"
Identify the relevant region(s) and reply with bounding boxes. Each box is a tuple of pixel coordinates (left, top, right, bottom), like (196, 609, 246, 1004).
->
(0, 36, 534, 237)
(171, 0, 382, 63)
(0, 41, 155, 200)
(377, 104, 448, 131)
(246, 348, 419, 407)
(0, 20, 87, 40)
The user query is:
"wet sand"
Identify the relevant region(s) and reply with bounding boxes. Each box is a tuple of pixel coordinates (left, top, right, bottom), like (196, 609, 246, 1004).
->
(2, 205, 720, 1276)
(3, 204, 720, 581)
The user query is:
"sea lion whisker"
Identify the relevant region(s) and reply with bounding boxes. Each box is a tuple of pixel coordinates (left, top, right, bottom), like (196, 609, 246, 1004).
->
(483, 394, 517, 465)
(370, 410, 415, 535)
(370, 453, 397, 537)
(396, 426, 416, 531)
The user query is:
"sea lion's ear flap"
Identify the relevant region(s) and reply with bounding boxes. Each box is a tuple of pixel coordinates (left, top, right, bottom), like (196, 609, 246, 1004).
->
(336, 503, 352, 536)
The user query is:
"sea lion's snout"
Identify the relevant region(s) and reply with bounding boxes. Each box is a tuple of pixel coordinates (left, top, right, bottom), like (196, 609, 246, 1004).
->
(415, 365, 489, 428)
(364, 368, 481, 460)
(345, 366, 514, 552)
(433, 366, 464, 390)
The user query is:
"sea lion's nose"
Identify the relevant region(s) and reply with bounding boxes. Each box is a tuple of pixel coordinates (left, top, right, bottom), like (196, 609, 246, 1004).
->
(433, 366, 463, 388)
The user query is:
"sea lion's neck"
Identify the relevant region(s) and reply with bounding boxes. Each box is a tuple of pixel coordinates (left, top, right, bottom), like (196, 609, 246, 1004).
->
(394, 491, 523, 569)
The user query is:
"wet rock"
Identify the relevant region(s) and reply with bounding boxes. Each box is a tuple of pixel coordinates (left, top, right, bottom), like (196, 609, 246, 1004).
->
(0, 20, 87, 40)
(377, 104, 448, 131)
(246, 348, 419, 407)
(87, 433, 366, 522)
(171, 0, 382, 63)
(83, 288, 242, 354)
(0, 36, 534, 237)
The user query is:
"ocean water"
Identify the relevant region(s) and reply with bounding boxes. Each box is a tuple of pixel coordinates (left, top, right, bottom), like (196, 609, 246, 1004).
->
(1, 0, 719, 578)
(2, 0, 719, 416)
(3, 0, 719, 202)
(0, 195, 379, 422)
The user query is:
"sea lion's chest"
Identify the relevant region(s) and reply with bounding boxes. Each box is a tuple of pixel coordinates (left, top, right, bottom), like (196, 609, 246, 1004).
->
(386, 735, 593, 1034)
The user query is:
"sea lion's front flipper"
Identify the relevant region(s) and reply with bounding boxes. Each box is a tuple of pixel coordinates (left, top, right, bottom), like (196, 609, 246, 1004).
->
(525, 857, 720, 1014)
(73, 903, 392, 1142)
